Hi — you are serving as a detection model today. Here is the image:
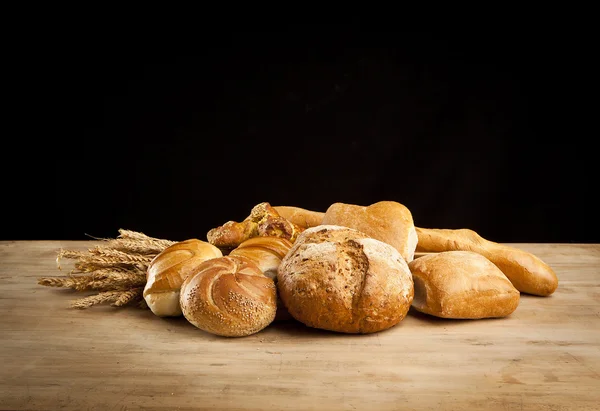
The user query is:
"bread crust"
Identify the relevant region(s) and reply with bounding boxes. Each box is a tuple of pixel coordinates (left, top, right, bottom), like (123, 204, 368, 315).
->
(408, 251, 520, 319)
(229, 237, 293, 280)
(415, 228, 558, 296)
(277, 225, 414, 334)
(229, 236, 294, 321)
(180, 255, 277, 337)
(321, 201, 417, 262)
(143, 239, 222, 317)
(273, 206, 325, 228)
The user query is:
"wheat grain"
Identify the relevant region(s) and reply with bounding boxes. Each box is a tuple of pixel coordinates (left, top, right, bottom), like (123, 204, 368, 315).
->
(70, 291, 123, 309)
(112, 287, 143, 307)
(88, 267, 146, 278)
(87, 275, 146, 291)
(105, 238, 167, 255)
(117, 229, 175, 249)
(89, 247, 154, 263)
(37, 275, 91, 290)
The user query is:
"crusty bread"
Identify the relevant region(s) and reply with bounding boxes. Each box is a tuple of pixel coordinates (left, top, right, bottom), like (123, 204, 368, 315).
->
(415, 227, 558, 296)
(321, 201, 418, 262)
(180, 255, 277, 337)
(229, 236, 294, 321)
(408, 251, 520, 319)
(143, 239, 222, 317)
(273, 206, 325, 228)
(277, 225, 414, 334)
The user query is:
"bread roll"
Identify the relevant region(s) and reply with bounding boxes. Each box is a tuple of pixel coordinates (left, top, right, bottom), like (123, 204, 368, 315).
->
(277, 225, 414, 334)
(415, 227, 558, 296)
(143, 239, 222, 317)
(273, 206, 325, 228)
(321, 201, 418, 262)
(180, 255, 277, 337)
(408, 251, 520, 319)
(229, 236, 293, 280)
(229, 236, 294, 321)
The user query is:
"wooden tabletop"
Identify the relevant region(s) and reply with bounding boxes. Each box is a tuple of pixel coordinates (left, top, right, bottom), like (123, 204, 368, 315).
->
(1, 241, 599, 411)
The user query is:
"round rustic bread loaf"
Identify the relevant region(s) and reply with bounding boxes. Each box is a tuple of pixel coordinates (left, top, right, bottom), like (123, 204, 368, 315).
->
(277, 225, 414, 334)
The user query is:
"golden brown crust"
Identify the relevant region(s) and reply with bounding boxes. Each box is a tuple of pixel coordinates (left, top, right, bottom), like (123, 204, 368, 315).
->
(207, 202, 305, 248)
(180, 255, 277, 337)
(408, 251, 520, 319)
(145, 239, 223, 293)
(143, 239, 222, 317)
(229, 236, 294, 321)
(273, 206, 325, 228)
(277, 225, 414, 334)
(229, 237, 293, 279)
(415, 227, 559, 296)
(321, 201, 418, 262)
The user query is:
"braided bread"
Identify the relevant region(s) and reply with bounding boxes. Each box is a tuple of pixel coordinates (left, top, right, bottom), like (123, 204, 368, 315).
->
(207, 202, 305, 249)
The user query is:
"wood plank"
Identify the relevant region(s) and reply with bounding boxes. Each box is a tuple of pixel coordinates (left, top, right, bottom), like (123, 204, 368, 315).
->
(1, 241, 599, 410)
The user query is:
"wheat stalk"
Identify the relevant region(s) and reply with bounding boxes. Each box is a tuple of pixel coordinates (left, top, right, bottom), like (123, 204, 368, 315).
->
(88, 246, 154, 262)
(38, 229, 175, 309)
(70, 290, 124, 309)
(38, 276, 91, 290)
(117, 229, 175, 248)
(105, 238, 168, 255)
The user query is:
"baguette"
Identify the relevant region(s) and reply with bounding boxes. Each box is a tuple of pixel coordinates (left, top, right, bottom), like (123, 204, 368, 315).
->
(415, 227, 558, 296)
(273, 206, 325, 228)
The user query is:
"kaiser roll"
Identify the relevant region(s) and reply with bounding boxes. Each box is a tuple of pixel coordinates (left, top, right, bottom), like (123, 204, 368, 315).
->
(144, 239, 222, 317)
(180, 255, 277, 337)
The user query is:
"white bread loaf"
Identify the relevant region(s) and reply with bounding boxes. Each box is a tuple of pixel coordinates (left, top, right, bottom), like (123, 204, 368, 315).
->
(409, 251, 520, 319)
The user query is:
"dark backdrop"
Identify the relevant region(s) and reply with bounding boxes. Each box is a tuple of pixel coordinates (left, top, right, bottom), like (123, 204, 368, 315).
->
(6, 28, 596, 243)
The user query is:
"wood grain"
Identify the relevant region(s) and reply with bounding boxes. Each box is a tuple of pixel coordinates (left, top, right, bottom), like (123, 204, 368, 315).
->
(1, 241, 599, 410)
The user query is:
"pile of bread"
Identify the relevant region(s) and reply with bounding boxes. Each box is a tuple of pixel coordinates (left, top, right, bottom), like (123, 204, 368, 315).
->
(142, 201, 559, 337)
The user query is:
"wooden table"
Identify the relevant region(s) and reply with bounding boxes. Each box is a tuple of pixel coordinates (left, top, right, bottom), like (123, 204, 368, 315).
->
(1, 241, 599, 411)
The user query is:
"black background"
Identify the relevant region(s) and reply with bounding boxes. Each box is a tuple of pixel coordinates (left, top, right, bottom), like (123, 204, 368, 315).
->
(6, 27, 596, 243)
